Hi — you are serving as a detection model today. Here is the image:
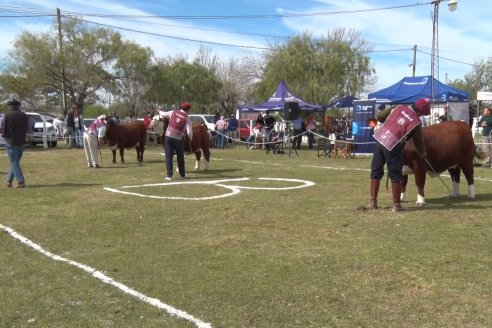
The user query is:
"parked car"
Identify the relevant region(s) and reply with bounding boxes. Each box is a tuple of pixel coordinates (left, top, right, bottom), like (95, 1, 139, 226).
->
(84, 118, 96, 129)
(239, 119, 252, 140)
(188, 114, 216, 131)
(25, 112, 57, 147)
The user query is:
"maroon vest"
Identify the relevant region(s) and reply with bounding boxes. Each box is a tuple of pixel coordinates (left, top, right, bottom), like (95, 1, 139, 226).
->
(166, 110, 188, 139)
(373, 105, 421, 151)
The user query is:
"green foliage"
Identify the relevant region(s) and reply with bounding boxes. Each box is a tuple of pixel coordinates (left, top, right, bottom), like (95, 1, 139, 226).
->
(146, 59, 221, 111)
(8, 18, 124, 112)
(81, 104, 107, 117)
(259, 28, 375, 105)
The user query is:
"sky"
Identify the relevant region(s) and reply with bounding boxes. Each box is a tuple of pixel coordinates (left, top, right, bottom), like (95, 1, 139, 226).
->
(1, 0, 491, 97)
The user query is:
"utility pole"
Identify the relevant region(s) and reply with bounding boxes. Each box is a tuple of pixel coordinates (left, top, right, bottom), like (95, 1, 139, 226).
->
(412, 45, 417, 77)
(57, 8, 67, 115)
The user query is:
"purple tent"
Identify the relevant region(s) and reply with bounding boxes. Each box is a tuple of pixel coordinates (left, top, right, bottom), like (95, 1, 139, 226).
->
(240, 80, 324, 112)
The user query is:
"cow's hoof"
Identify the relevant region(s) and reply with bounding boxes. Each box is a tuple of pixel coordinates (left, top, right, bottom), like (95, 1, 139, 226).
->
(468, 197, 475, 201)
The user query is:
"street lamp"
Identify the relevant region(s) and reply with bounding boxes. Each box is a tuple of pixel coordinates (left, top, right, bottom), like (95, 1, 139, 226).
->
(431, 0, 458, 104)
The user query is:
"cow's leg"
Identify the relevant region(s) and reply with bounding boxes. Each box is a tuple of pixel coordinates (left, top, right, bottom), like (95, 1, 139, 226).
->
(414, 164, 427, 206)
(194, 151, 202, 170)
(461, 161, 476, 201)
(448, 168, 461, 198)
(400, 175, 409, 201)
(202, 147, 210, 171)
(111, 150, 116, 164)
(119, 147, 125, 164)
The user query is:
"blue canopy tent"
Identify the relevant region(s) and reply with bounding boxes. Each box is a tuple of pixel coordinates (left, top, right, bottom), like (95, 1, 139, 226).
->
(240, 80, 324, 112)
(367, 75, 469, 104)
(327, 95, 358, 109)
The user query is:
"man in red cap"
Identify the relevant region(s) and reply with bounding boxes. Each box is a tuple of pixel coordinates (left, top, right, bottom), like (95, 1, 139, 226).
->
(368, 98, 428, 212)
(157, 101, 193, 180)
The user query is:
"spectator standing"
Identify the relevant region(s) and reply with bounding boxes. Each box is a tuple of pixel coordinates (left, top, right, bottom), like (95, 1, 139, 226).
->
(478, 107, 492, 166)
(73, 107, 84, 148)
(438, 106, 448, 122)
(144, 111, 152, 142)
(215, 115, 228, 149)
(83, 114, 107, 168)
(369, 99, 429, 212)
(157, 102, 193, 180)
(65, 105, 76, 148)
(263, 110, 276, 142)
(52, 114, 65, 140)
(305, 113, 317, 149)
(213, 112, 220, 124)
(227, 115, 239, 143)
(291, 116, 304, 150)
(1, 99, 29, 188)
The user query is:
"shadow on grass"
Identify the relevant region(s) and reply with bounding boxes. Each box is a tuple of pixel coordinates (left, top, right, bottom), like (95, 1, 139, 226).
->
(402, 192, 492, 211)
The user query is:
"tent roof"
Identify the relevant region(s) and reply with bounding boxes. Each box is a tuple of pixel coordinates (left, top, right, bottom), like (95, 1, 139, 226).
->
(368, 75, 469, 104)
(327, 95, 358, 108)
(240, 80, 324, 112)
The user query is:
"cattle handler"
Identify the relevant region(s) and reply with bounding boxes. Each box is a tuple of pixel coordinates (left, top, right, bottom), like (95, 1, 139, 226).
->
(368, 99, 429, 212)
(83, 114, 107, 168)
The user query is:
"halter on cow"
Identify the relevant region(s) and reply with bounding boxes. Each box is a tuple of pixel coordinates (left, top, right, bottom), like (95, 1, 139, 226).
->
(105, 118, 147, 164)
(401, 120, 477, 205)
(150, 116, 211, 170)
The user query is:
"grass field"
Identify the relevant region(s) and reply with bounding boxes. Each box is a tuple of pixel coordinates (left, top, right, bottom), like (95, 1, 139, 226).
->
(1, 143, 492, 328)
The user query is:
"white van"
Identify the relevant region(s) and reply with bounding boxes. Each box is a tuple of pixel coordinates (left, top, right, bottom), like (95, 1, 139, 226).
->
(25, 112, 58, 147)
(188, 114, 216, 131)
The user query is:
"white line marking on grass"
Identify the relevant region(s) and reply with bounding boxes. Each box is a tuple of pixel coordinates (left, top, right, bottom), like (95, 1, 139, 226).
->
(0, 224, 212, 328)
(104, 177, 315, 200)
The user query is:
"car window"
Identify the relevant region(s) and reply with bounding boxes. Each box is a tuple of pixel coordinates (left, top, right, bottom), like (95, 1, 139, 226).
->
(29, 114, 44, 123)
(203, 115, 214, 123)
(190, 116, 203, 123)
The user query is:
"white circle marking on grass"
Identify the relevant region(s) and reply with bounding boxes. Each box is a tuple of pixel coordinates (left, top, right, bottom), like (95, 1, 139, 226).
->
(0, 224, 211, 328)
(104, 177, 315, 200)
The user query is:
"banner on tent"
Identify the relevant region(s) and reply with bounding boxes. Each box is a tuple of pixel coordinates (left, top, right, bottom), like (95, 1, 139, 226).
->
(353, 100, 375, 154)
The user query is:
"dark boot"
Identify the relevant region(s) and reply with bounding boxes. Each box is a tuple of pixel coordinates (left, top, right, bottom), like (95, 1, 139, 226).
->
(369, 179, 380, 210)
(392, 182, 406, 212)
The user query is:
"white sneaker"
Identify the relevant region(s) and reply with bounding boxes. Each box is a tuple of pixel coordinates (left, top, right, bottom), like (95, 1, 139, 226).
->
(165, 177, 172, 181)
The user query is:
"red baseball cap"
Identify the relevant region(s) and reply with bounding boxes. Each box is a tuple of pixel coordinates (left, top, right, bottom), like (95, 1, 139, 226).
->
(415, 98, 430, 116)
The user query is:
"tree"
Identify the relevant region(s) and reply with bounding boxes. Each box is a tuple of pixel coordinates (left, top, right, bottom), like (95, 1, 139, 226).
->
(7, 18, 124, 114)
(450, 57, 492, 102)
(112, 42, 154, 118)
(258, 28, 375, 105)
(216, 56, 258, 116)
(146, 57, 221, 113)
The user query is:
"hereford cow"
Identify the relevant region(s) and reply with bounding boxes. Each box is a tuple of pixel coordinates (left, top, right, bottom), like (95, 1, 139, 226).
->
(401, 120, 476, 205)
(105, 119, 147, 164)
(150, 116, 211, 170)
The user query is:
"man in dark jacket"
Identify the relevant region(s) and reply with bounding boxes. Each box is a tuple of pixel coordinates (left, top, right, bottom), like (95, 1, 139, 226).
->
(0, 99, 29, 188)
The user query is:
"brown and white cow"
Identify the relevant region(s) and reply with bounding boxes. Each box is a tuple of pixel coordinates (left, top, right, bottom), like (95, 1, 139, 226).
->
(105, 119, 147, 164)
(150, 117, 211, 170)
(402, 120, 476, 205)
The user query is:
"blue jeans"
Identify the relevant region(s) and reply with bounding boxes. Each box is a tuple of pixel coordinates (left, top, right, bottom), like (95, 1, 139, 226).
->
(6, 144, 25, 183)
(164, 137, 185, 178)
(217, 129, 226, 149)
